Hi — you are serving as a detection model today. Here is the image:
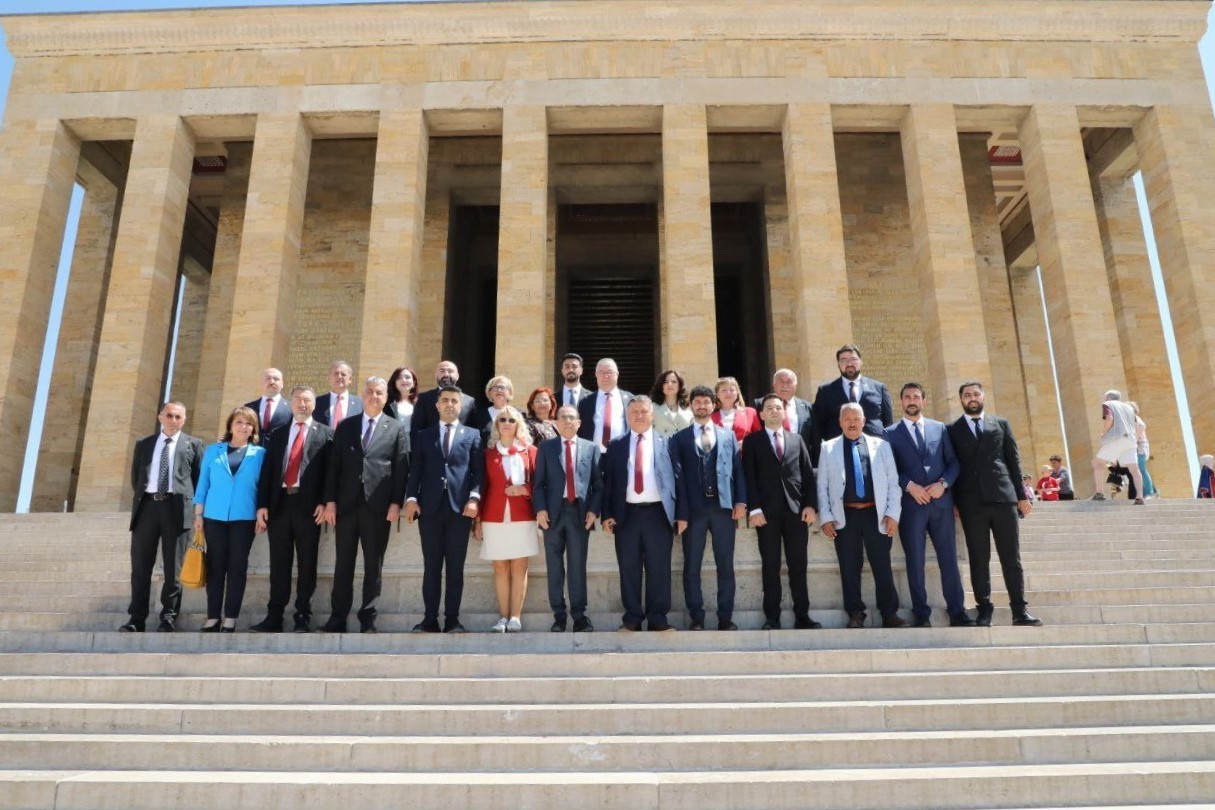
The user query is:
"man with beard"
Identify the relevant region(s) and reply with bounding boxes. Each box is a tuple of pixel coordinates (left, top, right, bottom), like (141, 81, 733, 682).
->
(811, 344, 894, 449)
(411, 360, 478, 445)
(557, 353, 593, 409)
(883, 383, 973, 627)
(947, 381, 1043, 627)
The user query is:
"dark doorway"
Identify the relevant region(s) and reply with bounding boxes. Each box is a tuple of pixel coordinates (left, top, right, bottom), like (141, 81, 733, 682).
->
(556, 204, 659, 397)
(444, 205, 499, 396)
(711, 202, 773, 400)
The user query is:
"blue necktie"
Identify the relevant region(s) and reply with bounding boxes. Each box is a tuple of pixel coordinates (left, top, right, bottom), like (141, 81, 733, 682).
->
(914, 422, 925, 457)
(852, 439, 866, 499)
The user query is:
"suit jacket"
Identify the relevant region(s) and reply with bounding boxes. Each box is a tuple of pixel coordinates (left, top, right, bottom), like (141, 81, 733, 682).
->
(410, 388, 477, 445)
(128, 431, 205, 531)
(817, 433, 902, 529)
(711, 406, 763, 446)
(244, 397, 292, 444)
(812, 376, 895, 446)
(481, 445, 538, 523)
(671, 424, 746, 520)
(195, 442, 266, 522)
(576, 388, 634, 444)
(556, 385, 593, 409)
(258, 419, 334, 516)
(406, 421, 485, 514)
(741, 428, 816, 519)
(314, 391, 363, 427)
(600, 431, 676, 526)
(532, 435, 603, 518)
(884, 418, 960, 501)
(324, 414, 410, 516)
(757, 396, 817, 463)
(947, 414, 1026, 506)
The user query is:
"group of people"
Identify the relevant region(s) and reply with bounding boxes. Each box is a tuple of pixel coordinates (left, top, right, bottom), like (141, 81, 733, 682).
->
(119, 344, 1044, 635)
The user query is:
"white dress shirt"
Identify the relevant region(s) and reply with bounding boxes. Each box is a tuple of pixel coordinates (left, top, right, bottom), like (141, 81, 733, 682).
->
(328, 391, 351, 422)
(282, 418, 313, 477)
(625, 428, 662, 503)
(593, 389, 627, 450)
(781, 399, 800, 433)
(145, 432, 178, 493)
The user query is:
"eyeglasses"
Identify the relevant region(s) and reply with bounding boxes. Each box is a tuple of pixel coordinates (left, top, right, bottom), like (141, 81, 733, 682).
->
(556, 415, 579, 421)
(490, 385, 509, 392)
(497, 417, 517, 424)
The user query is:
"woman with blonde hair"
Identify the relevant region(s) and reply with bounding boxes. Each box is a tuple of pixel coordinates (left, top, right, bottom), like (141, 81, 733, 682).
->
(475, 404, 540, 632)
(711, 376, 762, 445)
(477, 375, 515, 442)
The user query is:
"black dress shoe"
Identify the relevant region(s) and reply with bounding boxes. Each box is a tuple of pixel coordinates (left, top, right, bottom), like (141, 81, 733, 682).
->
(156, 619, 175, 633)
(221, 625, 236, 634)
(199, 622, 222, 633)
(760, 619, 780, 630)
(118, 621, 144, 633)
(647, 622, 675, 632)
(360, 621, 378, 634)
(717, 620, 739, 631)
(949, 612, 977, 627)
(443, 621, 466, 634)
(248, 618, 283, 634)
(411, 620, 441, 634)
(688, 620, 705, 631)
(846, 612, 867, 629)
(293, 617, 311, 633)
(794, 615, 822, 630)
(1012, 611, 1044, 627)
(550, 619, 567, 633)
(975, 603, 994, 627)
(618, 622, 642, 632)
(573, 617, 594, 633)
(320, 619, 347, 634)
(882, 615, 908, 629)
(912, 616, 932, 628)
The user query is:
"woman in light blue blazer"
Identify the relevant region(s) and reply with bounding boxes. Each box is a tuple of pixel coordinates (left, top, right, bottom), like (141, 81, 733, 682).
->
(193, 406, 267, 632)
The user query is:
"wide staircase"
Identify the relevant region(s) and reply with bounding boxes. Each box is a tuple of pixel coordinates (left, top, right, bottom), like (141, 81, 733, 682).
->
(0, 500, 1213, 808)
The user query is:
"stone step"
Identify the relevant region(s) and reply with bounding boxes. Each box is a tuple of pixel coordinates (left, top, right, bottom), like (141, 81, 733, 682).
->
(989, 585, 1215, 606)
(4, 761, 1215, 810)
(0, 725, 1210, 773)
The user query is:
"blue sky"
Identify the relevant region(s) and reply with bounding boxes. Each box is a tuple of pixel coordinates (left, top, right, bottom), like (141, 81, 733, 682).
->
(1, 1, 1214, 509)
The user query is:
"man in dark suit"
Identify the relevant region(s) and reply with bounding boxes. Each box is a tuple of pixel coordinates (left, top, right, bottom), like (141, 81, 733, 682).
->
(671, 386, 746, 631)
(251, 384, 334, 633)
(947, 380, 1042, 628)
(321, 376, 410, 634)
(601, 396, 678, 632)
(121, 401, 205, 632)
(244, 367, 292, 445)
(533, 404, 603, 632)
(410, 360, 477, 446)
(557, 352, 593, 410)
(742, 394, 821, 630)
(314, 360, 363, 428)
(884, 383, 974, 628)
(811, 343, 895, 452)
(578, 357, 634, 453)
(404, 385, 484, 633)
(768, 368, 817, 464)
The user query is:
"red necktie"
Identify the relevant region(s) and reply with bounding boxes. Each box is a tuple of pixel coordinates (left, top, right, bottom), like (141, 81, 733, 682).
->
(284, 422, 307, 487)
(333, 395, 344, 426)
(601, 394, 612, 449)
(263, 399, 273, 431)
(782, 400, 792, 432)
(565, 440, 577, 502)
(774, 430, 784, 461)
(633, 433, 645, 494)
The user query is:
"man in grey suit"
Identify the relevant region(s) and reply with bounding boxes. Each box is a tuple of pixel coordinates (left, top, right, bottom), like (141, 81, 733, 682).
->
(121, 401, 205, 632)
(533, 405, 603, 632)
(818, 402, 905, 629)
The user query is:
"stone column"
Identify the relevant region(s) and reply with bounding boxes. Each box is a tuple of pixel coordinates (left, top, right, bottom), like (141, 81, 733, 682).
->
(0, 119, 80, 510)
(1092, 170, 1187, 496)
(661, 104, 719, 386)
(1008, 264, 1065, 470)
(494, 106, 549, 386)
(75, 115, 195, 510)
(358, 108, 429, 380)
(31, 161, 121, 512)
(1019, 104, 1126, 496)
(1134, 104, 1215, 457)
(763, 185, 796, 374)
(782, 104, 851, 387)
(900, 105, 994, 418)
(214, 114, 312, 436)
(415, 188, 450, 378)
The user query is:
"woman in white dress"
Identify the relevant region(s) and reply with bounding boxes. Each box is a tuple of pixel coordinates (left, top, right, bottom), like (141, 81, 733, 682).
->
(475, 404, 540, 632)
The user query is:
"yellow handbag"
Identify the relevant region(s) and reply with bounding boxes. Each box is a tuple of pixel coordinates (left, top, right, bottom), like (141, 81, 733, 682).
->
(180, 527, 207, 589)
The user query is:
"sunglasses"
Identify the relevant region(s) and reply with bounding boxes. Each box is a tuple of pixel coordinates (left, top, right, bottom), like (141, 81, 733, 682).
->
(497, 417, 517, 424)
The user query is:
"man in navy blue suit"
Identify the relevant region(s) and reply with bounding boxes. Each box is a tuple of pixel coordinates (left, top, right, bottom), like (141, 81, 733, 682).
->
(812, 344, 895, 448)
(883, 383, 975, 628)
(670, 386, 746, 631)
(314, 360, 363, 427)
(244, 367, 292, 445)
(404, 385, 484, 633)
(533, 405, 603, 632)
(601, 396, 677, 632)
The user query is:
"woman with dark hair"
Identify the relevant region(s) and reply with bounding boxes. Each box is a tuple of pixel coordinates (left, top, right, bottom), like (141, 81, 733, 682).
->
(193, 406, 267, 633)
(525, 386, 559, 443)
(650, 369, 692, 436)
(385, 366, 418, 433)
